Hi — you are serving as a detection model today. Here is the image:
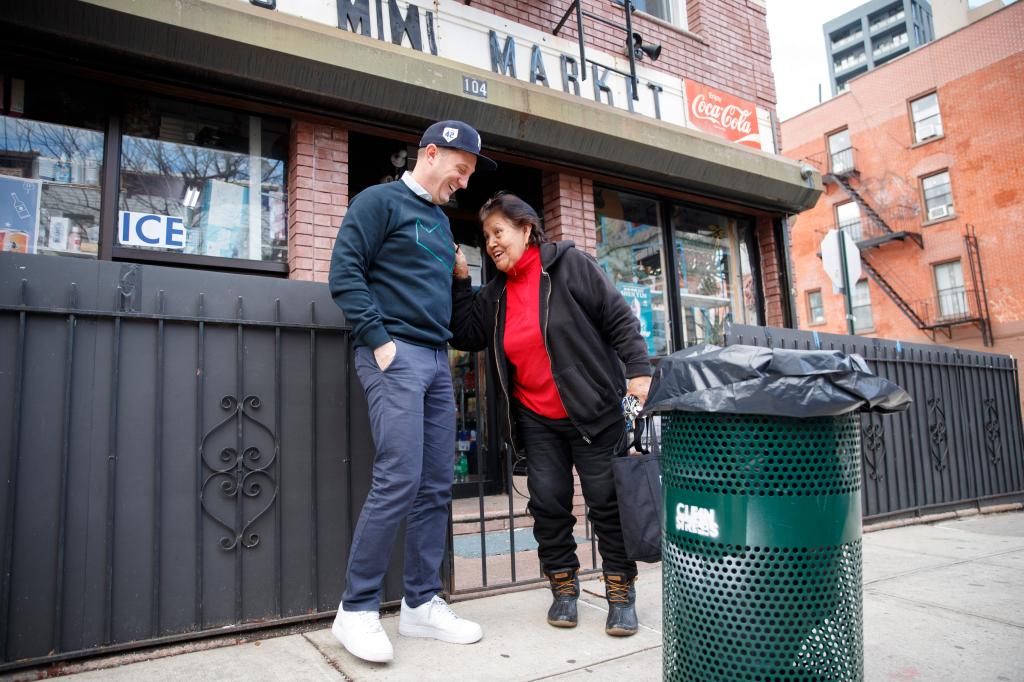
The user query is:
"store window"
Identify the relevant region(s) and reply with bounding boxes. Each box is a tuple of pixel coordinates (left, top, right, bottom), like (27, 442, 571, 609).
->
(922, 170, 954, 222)
(594, 188, 671, 356)
(671, 205, 756, 345)
(934, 260, 968, 319)
(852, 279, 873, 332)
(807, 290, 825, 325)
(828, 129, 854, 174)
(910, 92, 942, 143)
(0, 74, 105, 257)
(593, 187, 759, 355)
(118, 94, 288, 263)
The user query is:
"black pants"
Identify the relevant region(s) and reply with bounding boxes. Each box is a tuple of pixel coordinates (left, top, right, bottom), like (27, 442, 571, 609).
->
(517, 405, 637, 578)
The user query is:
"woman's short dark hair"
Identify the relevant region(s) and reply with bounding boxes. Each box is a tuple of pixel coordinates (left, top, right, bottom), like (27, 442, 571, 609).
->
(478, 192, 547, 246)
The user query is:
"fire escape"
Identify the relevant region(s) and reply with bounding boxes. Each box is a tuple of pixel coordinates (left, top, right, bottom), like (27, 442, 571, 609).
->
(807, 146, 993, 346)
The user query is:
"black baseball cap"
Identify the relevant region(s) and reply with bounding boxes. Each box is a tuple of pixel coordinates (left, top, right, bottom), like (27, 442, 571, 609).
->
(419, 120, 497, 171)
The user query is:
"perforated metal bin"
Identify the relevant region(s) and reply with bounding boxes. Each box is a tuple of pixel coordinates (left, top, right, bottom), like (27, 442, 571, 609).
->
(662, 411, 863, 682)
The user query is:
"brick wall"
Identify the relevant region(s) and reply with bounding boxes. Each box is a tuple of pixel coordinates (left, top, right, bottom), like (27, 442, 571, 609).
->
(781, 6, 1024, 353)
(288, 121, 348, 282)
(756, 215, 786, 327)
(541, 171, 596, 255)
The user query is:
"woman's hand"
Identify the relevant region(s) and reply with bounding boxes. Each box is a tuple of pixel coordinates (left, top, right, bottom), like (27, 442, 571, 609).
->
(626, 376, 652, 406)
(454, 244, 470, 279)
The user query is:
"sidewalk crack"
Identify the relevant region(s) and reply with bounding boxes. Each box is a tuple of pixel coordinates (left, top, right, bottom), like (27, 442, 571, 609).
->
(302, 632, 354, 680)
(525, 644, 664, 681)
(865, 588, 1024, 630)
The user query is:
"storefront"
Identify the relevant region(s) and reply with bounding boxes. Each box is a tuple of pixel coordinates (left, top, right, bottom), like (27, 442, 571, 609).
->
(0, 0, 821, 668)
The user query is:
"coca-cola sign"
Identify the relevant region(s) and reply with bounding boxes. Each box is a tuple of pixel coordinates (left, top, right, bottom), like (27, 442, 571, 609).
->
(684, 80, 761, 149)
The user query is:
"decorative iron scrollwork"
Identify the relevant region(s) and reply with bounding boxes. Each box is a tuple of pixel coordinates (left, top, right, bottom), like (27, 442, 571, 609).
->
(927, 396, 950, 472)
(200, 395, 279, 550)
(983, 398, 1002, 464)
(861, 415, 885, 481)
(118, 264, 140, 312)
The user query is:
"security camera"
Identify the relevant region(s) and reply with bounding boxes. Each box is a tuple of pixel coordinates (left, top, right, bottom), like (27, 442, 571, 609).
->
(799, 163, 816, 180)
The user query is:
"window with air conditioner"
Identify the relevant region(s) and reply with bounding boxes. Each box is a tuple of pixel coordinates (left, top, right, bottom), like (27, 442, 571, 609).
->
(922, 171, 954, 222)
(911, 92, 943, 143)
(934, 260, 968, 319)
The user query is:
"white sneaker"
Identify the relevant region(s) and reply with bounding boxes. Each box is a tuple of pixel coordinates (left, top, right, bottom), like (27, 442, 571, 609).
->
(398, 595, 483, 644)
(331, 607, 394, 663)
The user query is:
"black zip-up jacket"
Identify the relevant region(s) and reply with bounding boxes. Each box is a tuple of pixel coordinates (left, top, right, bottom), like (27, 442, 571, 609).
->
(449, 241, 652, 448)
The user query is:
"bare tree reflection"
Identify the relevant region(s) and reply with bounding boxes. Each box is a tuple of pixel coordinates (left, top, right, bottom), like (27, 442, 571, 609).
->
(119, 136, 286, 261)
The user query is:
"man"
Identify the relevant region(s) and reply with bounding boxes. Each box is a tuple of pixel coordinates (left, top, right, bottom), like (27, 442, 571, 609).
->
(328, 120, 496, 663)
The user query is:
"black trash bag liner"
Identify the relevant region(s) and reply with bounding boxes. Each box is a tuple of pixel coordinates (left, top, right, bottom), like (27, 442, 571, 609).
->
(641, 344, 911, 418)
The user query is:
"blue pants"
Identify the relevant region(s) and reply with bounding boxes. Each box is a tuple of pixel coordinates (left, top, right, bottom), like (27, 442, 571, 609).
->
(342, 338, 455, 611)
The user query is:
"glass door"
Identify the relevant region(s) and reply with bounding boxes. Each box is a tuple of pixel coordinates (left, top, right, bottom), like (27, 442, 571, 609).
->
(449, 221, 493, 498)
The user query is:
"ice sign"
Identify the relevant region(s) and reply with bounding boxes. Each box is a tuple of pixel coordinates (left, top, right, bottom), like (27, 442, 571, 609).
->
(119, 211, 187, 249)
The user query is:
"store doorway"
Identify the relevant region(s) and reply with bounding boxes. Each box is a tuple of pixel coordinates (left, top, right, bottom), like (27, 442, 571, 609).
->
(442, 147, 543, 500)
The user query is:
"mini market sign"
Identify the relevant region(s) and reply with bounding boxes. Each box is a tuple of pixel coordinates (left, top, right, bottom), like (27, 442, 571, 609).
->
(244, 0, 774, 152)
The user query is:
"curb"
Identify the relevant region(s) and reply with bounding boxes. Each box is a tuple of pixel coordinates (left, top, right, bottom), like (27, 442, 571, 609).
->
(863, 502, 1024, 533)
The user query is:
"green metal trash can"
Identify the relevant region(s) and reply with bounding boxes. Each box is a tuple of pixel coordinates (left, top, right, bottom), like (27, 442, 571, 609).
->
(662, 411, 863, 681)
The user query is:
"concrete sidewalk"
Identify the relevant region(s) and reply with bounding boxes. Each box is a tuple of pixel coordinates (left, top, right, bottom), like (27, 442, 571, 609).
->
(20, 511, 1024, 681)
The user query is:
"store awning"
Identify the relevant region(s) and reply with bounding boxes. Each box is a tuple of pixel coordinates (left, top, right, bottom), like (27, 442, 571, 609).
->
(2, 0, 822, 213)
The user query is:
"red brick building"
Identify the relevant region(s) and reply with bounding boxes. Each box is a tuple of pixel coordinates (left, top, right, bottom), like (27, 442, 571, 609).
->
(782, 4, 1024, 357)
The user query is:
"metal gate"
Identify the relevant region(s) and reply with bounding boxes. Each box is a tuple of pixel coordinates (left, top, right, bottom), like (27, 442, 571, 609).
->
(0, 253, 402, 670)
(725, 324, 1024, 520)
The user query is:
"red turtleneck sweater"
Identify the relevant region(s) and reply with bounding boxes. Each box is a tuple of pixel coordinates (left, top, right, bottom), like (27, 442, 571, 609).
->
(503, 245, 569, 419)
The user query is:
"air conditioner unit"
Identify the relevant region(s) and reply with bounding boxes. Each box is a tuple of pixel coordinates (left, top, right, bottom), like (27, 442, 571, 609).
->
(918, 123, 939, 140)
(928, 205, 950, 221)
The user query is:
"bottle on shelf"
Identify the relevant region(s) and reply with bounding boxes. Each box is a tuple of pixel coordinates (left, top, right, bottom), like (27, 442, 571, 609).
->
(84, 151, 101, 186)
(55, 156, 72, 184)
(68, 225, 82, 252)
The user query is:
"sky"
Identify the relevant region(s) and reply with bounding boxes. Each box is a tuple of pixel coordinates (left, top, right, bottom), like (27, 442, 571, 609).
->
(765, 0, 869, 121)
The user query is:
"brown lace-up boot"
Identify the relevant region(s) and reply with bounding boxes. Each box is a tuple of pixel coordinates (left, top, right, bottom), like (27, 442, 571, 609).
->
(545, 567, 580, 628)
(603, 573, 638, 636)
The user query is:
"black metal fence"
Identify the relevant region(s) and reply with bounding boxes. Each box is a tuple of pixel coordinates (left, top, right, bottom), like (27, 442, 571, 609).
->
(725, 324, 1024, 520)
(0, 253, 397, 670)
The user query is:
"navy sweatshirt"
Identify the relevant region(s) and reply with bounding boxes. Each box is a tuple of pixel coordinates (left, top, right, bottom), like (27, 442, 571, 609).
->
(329, 180, 455, 349)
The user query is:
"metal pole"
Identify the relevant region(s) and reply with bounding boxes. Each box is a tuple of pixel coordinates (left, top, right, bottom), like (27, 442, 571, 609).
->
(577, 0, 586, 82)
(552, 0, 577, 34)
(552, 1, 588, 82)
(838, 227, 856, 335)
(623, 1, 639, 100)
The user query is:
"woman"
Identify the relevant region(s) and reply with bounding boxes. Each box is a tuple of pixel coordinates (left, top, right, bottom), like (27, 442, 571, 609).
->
(449, 192, 652, 637)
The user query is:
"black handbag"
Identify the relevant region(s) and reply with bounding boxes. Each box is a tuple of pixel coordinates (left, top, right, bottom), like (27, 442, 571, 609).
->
(612, 417, 662, 563)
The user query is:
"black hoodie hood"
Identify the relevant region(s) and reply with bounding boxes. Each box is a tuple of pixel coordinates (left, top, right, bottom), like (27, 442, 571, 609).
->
(450, 239, 651, 442)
